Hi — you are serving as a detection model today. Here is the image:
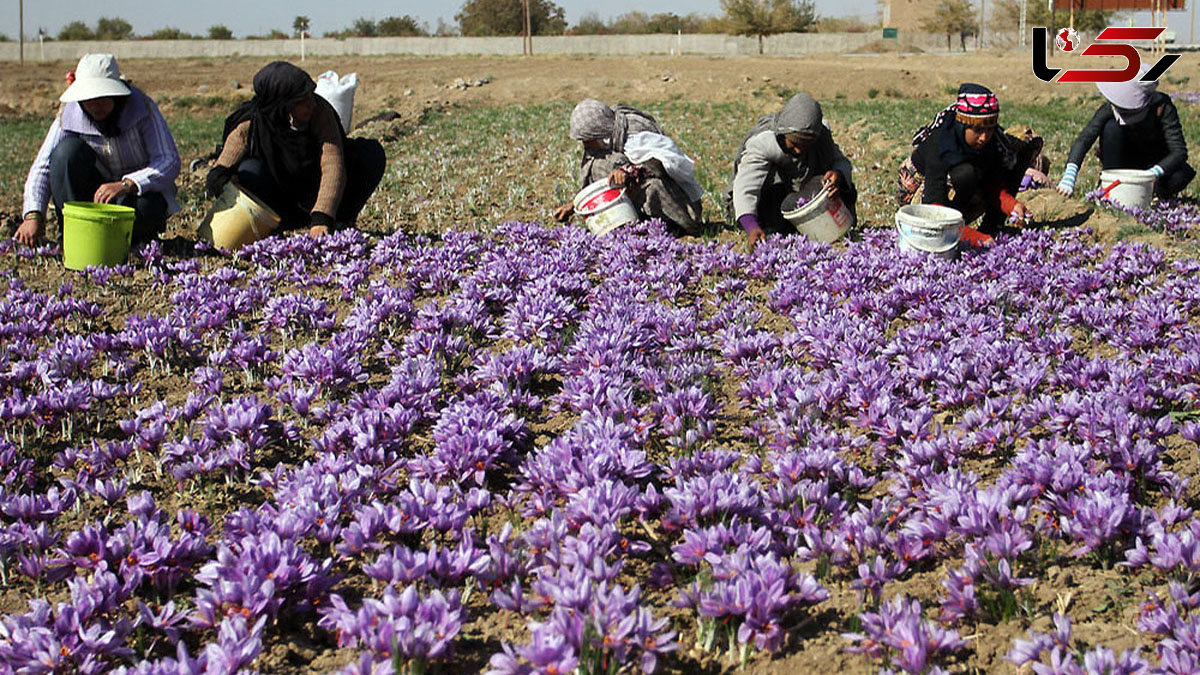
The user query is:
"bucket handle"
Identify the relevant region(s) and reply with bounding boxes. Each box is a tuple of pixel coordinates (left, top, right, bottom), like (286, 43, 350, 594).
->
(1099, 179, 1121, 199)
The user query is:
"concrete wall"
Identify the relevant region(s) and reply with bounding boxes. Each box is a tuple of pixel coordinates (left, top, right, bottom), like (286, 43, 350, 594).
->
(0, 32, 962, 62)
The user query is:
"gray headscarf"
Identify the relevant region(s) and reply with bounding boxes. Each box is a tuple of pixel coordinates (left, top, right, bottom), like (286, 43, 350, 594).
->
(569, 99, 614, 142)
(772, 93, 824, 137)
(568, 99, 663, 151)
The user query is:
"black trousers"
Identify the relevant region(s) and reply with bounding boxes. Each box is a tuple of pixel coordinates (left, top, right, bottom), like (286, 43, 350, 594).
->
(946, 163, 1009, 235)
(49, 136, 168, 245)
(1099, 117, 1196, 198)
(234, 137, 387, 229)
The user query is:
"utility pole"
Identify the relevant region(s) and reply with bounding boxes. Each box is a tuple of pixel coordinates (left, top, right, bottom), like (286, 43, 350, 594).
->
(980, 0, 986, 49)
(522, 0, 533, 55)
(19, 0, 24, 66)
(1019, 0, 1027, 47)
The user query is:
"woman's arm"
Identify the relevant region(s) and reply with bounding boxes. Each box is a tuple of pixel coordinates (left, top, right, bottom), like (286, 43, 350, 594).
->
(123, 94, 181, 196)
(731, 133, 778, 222)
(1065, 104, 1110, 168)
(22, 117, 66, 218)
(1154, 99, 1188, 175)
(913, 138, 950, 205)
(309, 100, 346, 224)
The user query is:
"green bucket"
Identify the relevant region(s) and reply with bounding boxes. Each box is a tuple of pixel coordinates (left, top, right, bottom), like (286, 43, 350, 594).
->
(61, 202, 135, 270)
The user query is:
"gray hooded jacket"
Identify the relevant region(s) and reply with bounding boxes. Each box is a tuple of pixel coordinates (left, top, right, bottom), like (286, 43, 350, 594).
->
(725, 93, 853, 220)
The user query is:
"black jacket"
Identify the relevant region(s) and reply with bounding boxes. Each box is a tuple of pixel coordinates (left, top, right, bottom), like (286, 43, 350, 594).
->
(1066, 92, 1188, 173)
(911, 123, 1019, 205)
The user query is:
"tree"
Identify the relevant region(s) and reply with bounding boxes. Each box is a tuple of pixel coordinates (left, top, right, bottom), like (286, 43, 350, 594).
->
(208, 24, 233, 39)
(58, 21, 95, 41)
(378, 15, 428, 36)
(456, 0, 566, 37)
(571, 12, 610, 34)
(293, 16, 310, 38)
(95, 17, 135, 40)
(148, 27, 194, 39)
(993, 0, 1116, 36)
(721, 0, 817, 54)
(347, 18, 378, 37)
(266, 29, 289, 39)
(921, 0, 978, 51)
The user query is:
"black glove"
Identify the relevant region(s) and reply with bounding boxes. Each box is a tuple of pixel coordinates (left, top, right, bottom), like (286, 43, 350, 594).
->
(205, 165, 233, 199)
(309, 211, 335, 228)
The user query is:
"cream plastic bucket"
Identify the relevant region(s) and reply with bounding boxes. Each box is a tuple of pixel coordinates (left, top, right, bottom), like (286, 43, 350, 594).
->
(896, 204, 964, 261)
(196, 183, 281, 251)
(573, 179, 639, 236)
(782, 176, 855, 243)
(1098, 169, 1156, 211)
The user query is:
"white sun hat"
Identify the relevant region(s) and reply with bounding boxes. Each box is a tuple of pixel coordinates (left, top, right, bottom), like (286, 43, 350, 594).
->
(1095, 63, 1157, 110)
(60, 53, 132, 103)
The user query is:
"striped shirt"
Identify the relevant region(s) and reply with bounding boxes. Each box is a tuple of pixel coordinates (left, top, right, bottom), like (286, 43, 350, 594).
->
(23, 87, 181, 217)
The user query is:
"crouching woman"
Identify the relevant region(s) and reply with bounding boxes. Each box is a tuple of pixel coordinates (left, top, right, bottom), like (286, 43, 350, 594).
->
(18, 53, 180, 246)
(725, 92, 857, 251)
(205, 61, 386, 237)
(554, 99, 704, 235)
(897, 83, 1031, 234)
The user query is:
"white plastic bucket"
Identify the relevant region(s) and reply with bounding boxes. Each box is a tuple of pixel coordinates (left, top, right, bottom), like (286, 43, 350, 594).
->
(573, 180, 639, 236)
(782, 176, 855, 243)
(895, 204, 964, 261)
(1098, 169, 1156, 211)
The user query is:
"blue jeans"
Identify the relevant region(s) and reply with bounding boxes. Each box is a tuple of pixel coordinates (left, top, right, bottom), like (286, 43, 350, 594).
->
(234, 137, 386, 229)
(49, 136, 168, 245)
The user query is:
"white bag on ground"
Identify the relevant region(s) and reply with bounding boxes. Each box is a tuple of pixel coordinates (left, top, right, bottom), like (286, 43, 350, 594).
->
(623, 131, 704, 203)
(315, 71, 357, 134)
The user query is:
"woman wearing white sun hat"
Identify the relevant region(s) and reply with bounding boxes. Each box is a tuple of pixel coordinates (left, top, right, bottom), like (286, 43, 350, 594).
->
(17, 53, 180, 246)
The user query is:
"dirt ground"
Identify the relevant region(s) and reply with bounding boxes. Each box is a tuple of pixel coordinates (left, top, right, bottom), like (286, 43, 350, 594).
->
(3, 49, 1199, 120)
(0, 50, 1197, 674)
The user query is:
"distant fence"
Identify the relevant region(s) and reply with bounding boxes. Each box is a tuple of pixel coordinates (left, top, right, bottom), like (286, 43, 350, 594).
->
(0, 32, 963, 62)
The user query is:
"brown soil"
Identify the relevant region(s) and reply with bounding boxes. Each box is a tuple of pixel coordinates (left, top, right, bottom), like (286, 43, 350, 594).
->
(2, 50, 1198, 122)
(0, 51, 1196, 675)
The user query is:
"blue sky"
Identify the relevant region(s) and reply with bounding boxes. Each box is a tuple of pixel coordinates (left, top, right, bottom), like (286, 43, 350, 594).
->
(3, 0, 871, 39)
(1, 1, 1195, 41)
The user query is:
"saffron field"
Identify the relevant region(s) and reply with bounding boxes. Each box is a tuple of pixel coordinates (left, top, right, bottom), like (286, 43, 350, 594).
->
(1, 54, 1200, 674)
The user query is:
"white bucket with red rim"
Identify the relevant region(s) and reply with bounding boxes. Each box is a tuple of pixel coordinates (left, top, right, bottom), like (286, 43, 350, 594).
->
(573, 179, 639, 237)
(1098, 169, 1156, 211)
(782, 176, 855, 243)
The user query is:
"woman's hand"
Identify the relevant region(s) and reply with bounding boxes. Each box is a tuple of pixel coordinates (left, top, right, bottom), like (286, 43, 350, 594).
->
(14, 214, 44, 246)
(746, 224, 765, 252)
(308, 224, 330, 238)
(822, 170, 842, 199)
(1010, 201, 1033, 225)
(206, 166, 234, 198)
(553, 202, 574, 223)
(609, 168, 628, 187)
(94, 180, 133, 204)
